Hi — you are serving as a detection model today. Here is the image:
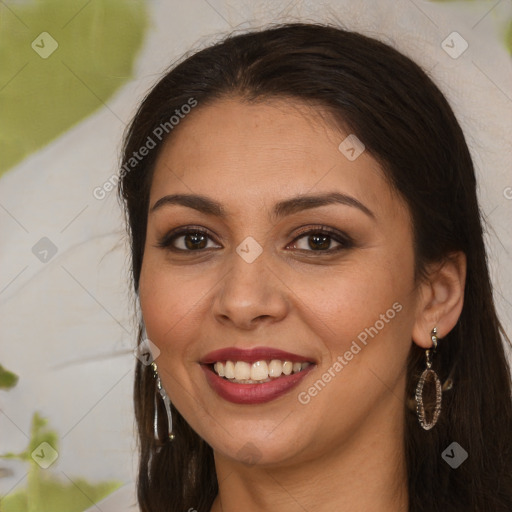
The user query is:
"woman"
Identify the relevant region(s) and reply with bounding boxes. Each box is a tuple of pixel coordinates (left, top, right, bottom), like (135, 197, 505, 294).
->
(117, 22, 512, 511)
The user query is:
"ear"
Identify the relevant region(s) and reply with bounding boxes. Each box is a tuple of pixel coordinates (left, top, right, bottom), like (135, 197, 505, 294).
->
(412, 252, 467, 348)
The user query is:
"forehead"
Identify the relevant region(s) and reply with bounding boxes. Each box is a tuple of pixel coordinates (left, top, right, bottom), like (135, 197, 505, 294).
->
(150, 98, 401, 220)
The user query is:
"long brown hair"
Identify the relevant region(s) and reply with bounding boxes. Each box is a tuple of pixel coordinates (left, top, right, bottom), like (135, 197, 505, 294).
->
(118, 22, 512, 511)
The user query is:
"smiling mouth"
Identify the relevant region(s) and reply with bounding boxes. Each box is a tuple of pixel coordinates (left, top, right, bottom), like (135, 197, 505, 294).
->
(210, 359, 312, 384)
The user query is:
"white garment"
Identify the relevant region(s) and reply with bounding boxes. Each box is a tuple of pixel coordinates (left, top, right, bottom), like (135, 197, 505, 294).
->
(83, 481, 139, 512)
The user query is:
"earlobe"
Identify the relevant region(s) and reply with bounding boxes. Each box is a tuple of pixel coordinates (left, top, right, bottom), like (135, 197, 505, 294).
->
(412, 252, 467, 348)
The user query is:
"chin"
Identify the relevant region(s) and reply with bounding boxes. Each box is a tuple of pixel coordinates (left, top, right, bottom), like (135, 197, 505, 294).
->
(210, 428, 312, 468)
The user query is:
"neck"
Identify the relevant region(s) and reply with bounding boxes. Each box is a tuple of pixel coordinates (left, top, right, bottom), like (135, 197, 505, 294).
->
(210, 401, 408, 512)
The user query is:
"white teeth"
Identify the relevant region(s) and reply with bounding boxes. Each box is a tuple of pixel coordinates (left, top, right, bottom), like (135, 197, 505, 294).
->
(268, 359, 283, 377)
(234, 361, 251, 380)
(282, 361, 293, 375)
(251, 360, 269, 381)
(212, 359, 312, 382)
(225, 360, 235, 379)
(214, 362, 225, 377)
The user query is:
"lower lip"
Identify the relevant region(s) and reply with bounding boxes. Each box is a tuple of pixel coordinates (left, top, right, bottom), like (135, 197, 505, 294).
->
(201, 364, 315, 404)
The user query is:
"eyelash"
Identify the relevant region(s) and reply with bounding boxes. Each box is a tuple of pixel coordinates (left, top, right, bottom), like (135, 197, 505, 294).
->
(156, 225, 354, 255)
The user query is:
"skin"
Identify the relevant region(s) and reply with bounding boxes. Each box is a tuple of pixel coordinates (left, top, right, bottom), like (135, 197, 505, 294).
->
(138, 98, 466, 511)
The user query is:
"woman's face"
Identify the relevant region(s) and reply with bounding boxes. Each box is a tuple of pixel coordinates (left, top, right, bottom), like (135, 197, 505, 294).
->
(139, 98, 421, 467)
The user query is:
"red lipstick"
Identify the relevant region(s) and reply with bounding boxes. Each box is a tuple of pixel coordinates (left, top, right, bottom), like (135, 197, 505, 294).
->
(200, 346, 315, 365)
(200, 346, 316, 405)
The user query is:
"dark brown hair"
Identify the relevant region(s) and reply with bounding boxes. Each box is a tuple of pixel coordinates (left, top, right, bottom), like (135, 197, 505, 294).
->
(118, 22, 512, 511)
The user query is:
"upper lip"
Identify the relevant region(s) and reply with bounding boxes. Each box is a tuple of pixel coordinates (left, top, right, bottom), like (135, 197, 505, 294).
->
(200, 346, 316, 365)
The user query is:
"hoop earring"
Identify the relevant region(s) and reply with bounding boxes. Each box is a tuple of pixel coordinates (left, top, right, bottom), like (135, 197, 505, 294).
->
(415, 327, 442, 430)
(151, 361, 175, 441)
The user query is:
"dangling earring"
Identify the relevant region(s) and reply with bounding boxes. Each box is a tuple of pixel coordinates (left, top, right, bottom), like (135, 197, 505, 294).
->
(415, 327, 442, 430)
(151, 361, 175, 441)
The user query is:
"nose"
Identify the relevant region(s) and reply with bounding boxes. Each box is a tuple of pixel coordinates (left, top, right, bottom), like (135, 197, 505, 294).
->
(212, 247, 290, 330)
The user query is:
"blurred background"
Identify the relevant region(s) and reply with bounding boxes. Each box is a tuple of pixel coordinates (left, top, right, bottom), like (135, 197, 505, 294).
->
(1, 0, 511, 510)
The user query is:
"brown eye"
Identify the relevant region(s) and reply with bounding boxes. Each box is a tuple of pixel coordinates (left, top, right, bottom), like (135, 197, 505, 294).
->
(289, 227, 353, 253)
(182, 232, 208, 250)
(307, 233, 331, 250)
(157, 228, 220, 252)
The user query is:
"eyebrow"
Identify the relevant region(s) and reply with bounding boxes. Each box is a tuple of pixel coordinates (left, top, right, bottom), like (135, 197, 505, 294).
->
(150, 192, 375, 220)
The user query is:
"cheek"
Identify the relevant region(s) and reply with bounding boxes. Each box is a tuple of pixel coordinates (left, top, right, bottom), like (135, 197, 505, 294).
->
(289, 268, 414, 428)
(292, 250, 416, 406)
(297, 257, 411, 348)
(138, 251, 224, 372)
(139, 254, 193, 351)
